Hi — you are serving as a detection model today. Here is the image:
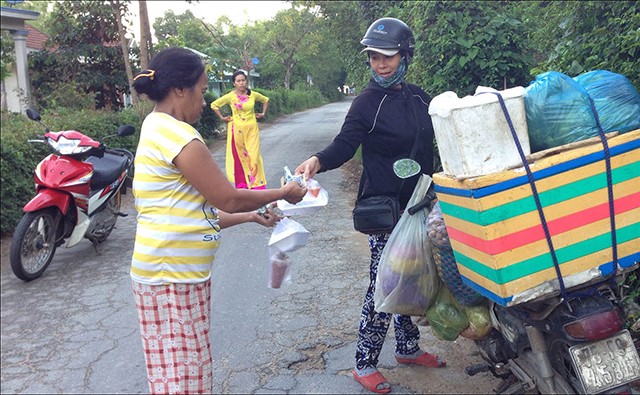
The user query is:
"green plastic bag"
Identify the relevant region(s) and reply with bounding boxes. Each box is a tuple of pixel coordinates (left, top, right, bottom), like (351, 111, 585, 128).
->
(426, 285, 469, 341)
(524, 71, 599, 152)
(459, 302, 493, 340)
(573, 70, 640, 134)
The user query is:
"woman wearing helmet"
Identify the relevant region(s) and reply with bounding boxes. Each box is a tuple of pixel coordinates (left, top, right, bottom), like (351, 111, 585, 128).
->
(295, 17, 445, 393)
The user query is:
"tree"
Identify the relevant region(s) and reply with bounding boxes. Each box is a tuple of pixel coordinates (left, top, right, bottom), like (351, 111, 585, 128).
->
(110, 0, 138, 105)
(219, 22, 256, 82)
(153, 9, 207, 52)
(153, 11, 260, 88)
(523, 1, 639, 88)
(398, 1, 534, 96)
(138, 0, 153, 70)
(261, 7, 320, 89)
(29, 0, 129, 110)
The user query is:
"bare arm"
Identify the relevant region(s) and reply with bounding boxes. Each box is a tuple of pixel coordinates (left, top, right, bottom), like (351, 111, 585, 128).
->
(212, 108, 231, 123)
(256, 100, 269, 119)
(211, 96, 232, 123)
(174, 139, 306, 213)
(218, 207, 279, 229)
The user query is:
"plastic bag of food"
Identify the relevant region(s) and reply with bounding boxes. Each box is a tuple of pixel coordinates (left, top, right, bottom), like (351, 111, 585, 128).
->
(277, 178, 328, 216)
(268, 217, 310, 253)
(374, 175, 441, 316)
(459, 302, 493, 340)
(306, 178, 322, 197)
(426, 285, 469, 341)
(268, 251, 291, 289)
(266, 218, 308, 289)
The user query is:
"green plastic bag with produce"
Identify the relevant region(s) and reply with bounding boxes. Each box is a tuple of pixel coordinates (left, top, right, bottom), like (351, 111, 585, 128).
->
(426, 285, 469, 341)
(459, 302, 493, 340)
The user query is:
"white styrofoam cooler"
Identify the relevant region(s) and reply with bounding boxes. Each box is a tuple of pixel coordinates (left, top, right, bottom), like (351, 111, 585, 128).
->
(428, 86, 530, 178)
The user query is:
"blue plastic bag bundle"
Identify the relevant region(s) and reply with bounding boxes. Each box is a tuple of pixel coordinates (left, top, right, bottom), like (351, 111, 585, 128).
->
(524, 71, 600, 152)
(573, 70, 640, 135)
(524, 70, 640, 153)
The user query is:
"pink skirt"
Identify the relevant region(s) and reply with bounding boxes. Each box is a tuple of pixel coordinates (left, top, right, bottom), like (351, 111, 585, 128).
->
(132, 280, 212, 394)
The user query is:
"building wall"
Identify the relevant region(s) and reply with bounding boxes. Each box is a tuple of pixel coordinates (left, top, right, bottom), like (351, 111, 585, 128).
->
(2, 66, 24, 113)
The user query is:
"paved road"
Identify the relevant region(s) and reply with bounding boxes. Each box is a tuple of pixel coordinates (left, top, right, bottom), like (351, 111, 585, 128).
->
(0, 97, 500, 394)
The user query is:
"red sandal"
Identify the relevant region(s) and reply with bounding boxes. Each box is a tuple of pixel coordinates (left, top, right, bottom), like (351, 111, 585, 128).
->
(352, 370, 392, 394)
(396, 352, 446, 368)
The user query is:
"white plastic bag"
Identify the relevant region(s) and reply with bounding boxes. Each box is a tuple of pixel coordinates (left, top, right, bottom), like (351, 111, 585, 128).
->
(277, 178, 328, 216)
(268, 217, 310, 253)
(374, 174, 441, 316)
(266, 218, 309, 289)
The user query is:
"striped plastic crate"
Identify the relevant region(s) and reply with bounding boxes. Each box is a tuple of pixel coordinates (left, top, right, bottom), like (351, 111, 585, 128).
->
(432, 129, 640, 306)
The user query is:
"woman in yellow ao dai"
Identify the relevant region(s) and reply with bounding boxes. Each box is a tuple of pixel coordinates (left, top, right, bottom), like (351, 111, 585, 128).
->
(211, 70, 270, 190)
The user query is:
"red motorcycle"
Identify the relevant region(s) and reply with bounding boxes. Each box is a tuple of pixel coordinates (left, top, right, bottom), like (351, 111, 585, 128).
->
(9, 108, 135, 281)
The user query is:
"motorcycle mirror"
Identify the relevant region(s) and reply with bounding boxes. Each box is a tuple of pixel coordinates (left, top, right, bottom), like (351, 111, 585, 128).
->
(117, 125, 136, 137)
(393, 158, 421, 179)
(26, 108, 41, 121)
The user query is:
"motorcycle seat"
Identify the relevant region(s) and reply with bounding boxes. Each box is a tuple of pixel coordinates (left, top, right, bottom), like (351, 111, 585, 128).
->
(86, 152, 129, 191)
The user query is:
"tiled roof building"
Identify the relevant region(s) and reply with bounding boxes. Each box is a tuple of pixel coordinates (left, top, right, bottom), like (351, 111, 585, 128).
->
(24, 23, 48, 50)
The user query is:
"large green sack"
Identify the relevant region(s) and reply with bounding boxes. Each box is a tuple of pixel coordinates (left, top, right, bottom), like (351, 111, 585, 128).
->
(524, 71, 599, 152)
(573, 70, 640, 135)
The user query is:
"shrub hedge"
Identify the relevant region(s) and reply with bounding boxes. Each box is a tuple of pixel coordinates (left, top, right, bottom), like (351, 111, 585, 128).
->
(0, 87, 330, 237)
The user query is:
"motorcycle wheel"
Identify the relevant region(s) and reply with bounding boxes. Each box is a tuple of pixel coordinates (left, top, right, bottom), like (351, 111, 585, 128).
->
(548, 338, 583, 393)
(89, 189, 122, 244)
(10, 208, 60, 281)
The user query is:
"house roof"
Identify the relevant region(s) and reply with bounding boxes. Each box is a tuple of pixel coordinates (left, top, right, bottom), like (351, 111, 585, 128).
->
(25, 23, 48, 50)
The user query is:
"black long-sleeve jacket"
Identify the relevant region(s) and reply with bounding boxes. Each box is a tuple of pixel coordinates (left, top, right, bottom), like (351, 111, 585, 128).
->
(315, 80, 435, 209)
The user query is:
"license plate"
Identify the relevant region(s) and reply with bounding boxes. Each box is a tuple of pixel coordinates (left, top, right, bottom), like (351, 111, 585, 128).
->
(570, 330, 640, 394)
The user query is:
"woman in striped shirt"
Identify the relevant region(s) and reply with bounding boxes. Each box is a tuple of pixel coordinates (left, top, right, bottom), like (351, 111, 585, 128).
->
(130, 47, 306, 395)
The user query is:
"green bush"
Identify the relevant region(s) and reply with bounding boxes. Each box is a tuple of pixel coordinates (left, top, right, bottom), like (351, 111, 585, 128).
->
(1, 113, 48, 236)
(194, 91, 221, 139)
(253, 87, 327, 119)
(38, 81, 97, 111)
(0, 108, 143, 236)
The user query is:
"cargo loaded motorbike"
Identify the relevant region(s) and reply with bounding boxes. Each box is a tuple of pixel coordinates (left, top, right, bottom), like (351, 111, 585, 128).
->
(9, 108, 135, 281)
(466, 267, 640, 394)
(425, 193, 640, 395)
(425, 85, 640, 394)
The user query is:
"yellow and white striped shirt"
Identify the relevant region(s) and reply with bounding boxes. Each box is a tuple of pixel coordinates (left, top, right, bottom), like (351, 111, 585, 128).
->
(130, 112, 221, 285)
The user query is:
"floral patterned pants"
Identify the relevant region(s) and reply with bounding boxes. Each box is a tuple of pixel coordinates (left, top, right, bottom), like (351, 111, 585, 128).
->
(355, 233, 421, 370)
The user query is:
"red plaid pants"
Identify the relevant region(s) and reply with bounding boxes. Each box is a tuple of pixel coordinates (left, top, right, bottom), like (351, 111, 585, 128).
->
(132, 280, 212, 394)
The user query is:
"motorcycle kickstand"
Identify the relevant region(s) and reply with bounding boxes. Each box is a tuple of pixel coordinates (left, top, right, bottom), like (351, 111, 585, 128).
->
(90, 238, 101, 255)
